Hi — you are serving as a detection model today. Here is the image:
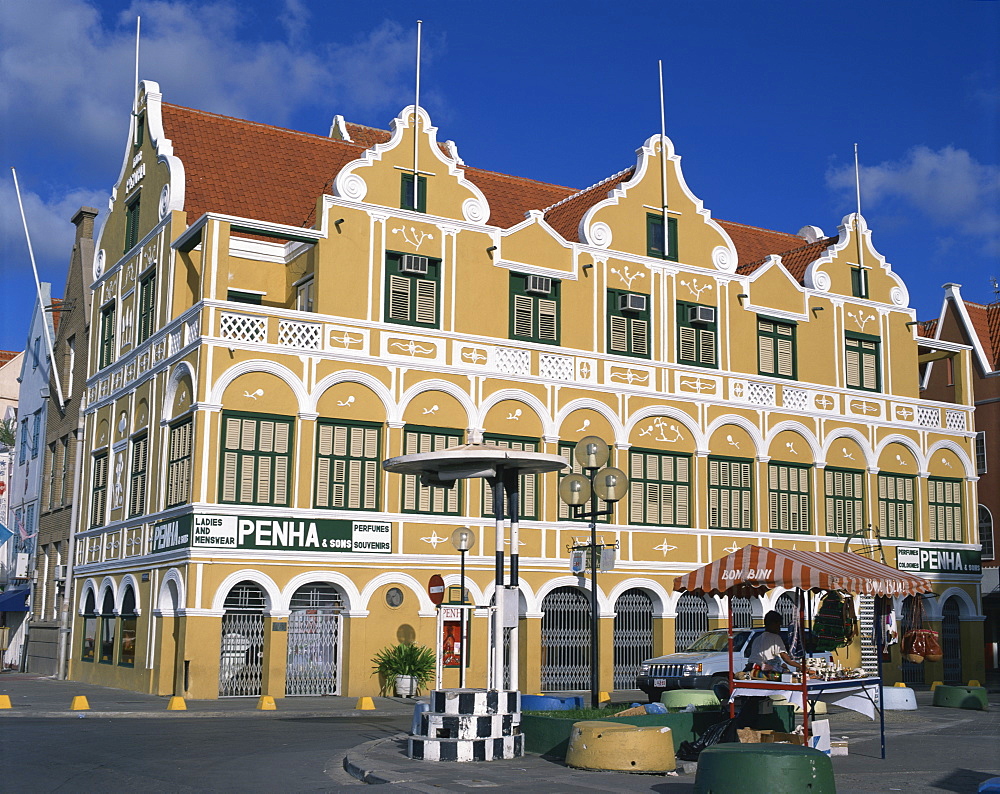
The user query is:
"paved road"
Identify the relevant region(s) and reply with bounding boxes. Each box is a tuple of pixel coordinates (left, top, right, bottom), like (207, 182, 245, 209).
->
(0, 715, 406, 792)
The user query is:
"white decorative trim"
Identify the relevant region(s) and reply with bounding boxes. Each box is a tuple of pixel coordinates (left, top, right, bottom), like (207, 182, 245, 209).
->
(712, 245, 735, 273)
(589, 222, 612, 248)
(209, 569, 281, 612)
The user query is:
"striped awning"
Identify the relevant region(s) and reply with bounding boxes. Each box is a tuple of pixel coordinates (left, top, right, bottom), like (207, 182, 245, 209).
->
(673, 545, 933, 597)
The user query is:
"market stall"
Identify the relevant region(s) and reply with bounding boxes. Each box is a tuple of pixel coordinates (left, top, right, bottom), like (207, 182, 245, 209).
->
(673, 545, 934, 758)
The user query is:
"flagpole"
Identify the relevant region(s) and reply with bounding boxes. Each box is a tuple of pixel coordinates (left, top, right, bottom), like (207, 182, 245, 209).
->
(133, 17, 141, 144)
(412, 20, 422, 208)
(11, 168, 65, 407)
(854, 143, 865, 272)
(658, 60, 669, 256)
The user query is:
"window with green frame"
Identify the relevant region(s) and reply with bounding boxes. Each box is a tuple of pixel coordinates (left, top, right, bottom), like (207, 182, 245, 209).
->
(118, 587, 137, 668)
(137, 269, 156, 343)
(227, 289, 262, 305)
(878, 473, 915, 540)
(401, 172, 427, 212)
(124, 194, 140, 253)
(608, 290, 650, 358)
(824, 468, 865, 536)
(315, 420, 380, 510)
(928, 477, 963, 542)
(845, 332, 881, 392)
(99, 591, 116, 664)
(676, 301, 717, 368)
(91, 451, 108, 528)
(385, 251, 440, 327)
(481, 434, 538, 520)
(758, 317, 796, 378)
(99, 303, 116, 368)
(557, 442, 611, 522)
(510, 272, 560, 344)
(220, 413, 293, 506)
(850, 266, 869, 299)
(768, 462, 810, 533)
(708, 457, 752, 530)
(166, 418, 193, 508)
(401, 426, 462, 515)
(134, 113, 145, 148)
(128, 432, 147, 517)
(628, 449, 690, 526)
(646, 213, 678, 262)
(81, 591, 97, 662)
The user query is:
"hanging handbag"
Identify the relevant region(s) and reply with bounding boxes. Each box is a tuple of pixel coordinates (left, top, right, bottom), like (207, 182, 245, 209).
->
(811, 592, 856, 651)
(901, 597, 940, 663)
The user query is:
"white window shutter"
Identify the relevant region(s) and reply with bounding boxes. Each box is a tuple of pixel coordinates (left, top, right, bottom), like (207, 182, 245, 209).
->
(513, 295, 534, 338)
(759, 334, 774, 374)
(415, 279, 437, 325)
(222, 452, 238, 502)
(699, 329, 716, 364)
(389, 275, 411, 321)
(538, 299, 558, 341)
(679, 327, 697, 362)
(631, 318, 649, 355)
(609, 315, 628, 352)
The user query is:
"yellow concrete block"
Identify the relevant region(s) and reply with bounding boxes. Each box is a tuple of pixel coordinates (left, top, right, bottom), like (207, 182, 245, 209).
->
(599, 691, 612, 705)
(70, 696, 90, 711)
(969, 680, 981, 688)
(167, 697, 187, 711)
(566, 720, 676, 773)
(355, 696, 375, 710)
(0, 695, 11, 709)
(931, 681, 943, 691)
(256, 695, 277, 711)
(894, 682, 908, 688)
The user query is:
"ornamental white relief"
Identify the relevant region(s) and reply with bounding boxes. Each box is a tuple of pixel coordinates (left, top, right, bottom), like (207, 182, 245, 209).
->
(462, 197, 487, 224)
(94, 249, 105, 280)
(637, 417, 684, 443)
(421, 530, 448, 549)
(576, 418, 591, 433)
(679, 277, 714, 302)
(653, 539, 678, 557)
(113, 452, 125, 508)
(847, 309, 877, 332)
(158, 185, 171, 220)
(244, 388, 264, 400)
(891, 287, 907, 307)
(610, 265, 645, 290)
(712, 246, 736, 273)
(726, 434, 741, 450)
(390, 226, 434, 250)
(336, 395, 355, 408)
(506, 408, 522, 421)
(785, 442, 798, 456)
(338, 173, 367, 201)
(588, 222, 612, 248)
(422, 404, 440, 415)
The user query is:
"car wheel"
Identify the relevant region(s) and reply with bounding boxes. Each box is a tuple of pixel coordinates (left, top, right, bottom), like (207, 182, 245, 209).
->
(711, 677, 731, 703)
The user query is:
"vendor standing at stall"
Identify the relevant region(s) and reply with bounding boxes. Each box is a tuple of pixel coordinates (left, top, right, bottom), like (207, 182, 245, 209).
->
(746, 611, 805, 674)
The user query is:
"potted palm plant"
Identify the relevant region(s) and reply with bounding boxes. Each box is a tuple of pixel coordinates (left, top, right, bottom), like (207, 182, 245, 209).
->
(372, 642, 436, 697)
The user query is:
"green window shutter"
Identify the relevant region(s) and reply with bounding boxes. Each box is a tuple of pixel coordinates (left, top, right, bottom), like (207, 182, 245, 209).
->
(608, 290, 651, 358)
(386, 253, 440, 327)
(128, 434, 148, 517)
(928, 477, 962, 542)
(167, 419, 193, 507)
(510, 273, 560, 344)
(99, 305, 117, 368)
(768, 462, 810, 533)
(401, 173, 427, 212)
(221, 413, 293, 507)
(138, 271, 156, 344)
(878, 473, 915, 540)
(415, 280, 437, 325)
(315, 420, 381, 510)
(481, 435, 539, 519)
(851, 267, 868, 299)
(677, 302, 717, 368)
(757, 318, 796, 378)
(667, 216, 679, 262)
(124, 195, 141, 253)
(629, 449, 691, 526)
(91, 453, 109, 527)
(647, 214, 678, 261)
(708, 457, 752, 530)
(402, 427, 463, 515)
(538, 298, 558, 341)
(846, 333, 881, 392)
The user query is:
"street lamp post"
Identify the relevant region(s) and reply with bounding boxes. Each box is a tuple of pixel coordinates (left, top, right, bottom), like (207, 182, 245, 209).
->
(450, 526, 474, 688)
(557, 436, 630, 709)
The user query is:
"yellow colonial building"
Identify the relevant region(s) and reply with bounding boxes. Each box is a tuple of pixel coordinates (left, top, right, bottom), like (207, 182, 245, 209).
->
(69, 80, 984, 698)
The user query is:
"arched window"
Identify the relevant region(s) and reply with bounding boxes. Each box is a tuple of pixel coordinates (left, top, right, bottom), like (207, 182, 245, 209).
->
(980, 506, 994, 562)
(119, 586, 138, 668)
(99, 590, 116, 664)
(81, 591, 97, 662)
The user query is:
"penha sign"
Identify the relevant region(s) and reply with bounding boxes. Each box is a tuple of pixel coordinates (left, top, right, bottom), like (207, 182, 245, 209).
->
(152, 514, 392, 554)
(896, 546, 981, 575)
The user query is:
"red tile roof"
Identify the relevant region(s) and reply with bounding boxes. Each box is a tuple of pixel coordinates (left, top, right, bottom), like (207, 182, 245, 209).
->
(916, 319, 938, 338)
(159, 107, 835, 279)
(0, 350, 20, 367)
(543, 169, 635, 242)
(962, 300, 1000, 369)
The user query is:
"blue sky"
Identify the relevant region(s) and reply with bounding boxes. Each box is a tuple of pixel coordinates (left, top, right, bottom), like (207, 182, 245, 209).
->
(1, 0, 998, 353)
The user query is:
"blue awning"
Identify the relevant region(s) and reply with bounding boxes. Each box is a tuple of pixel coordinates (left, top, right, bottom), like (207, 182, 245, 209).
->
(0, 586, 29, 612)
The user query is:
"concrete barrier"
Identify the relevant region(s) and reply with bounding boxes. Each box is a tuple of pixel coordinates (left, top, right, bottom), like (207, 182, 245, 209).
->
(256, 695, 277, 711)
(356, 697, 375, 711)
(695, 743, 835, 794)
(70, 696, 90, 711)
(932, 685, 988, 711)
(881, 686, 918, 710)
(0, 695, 11, 709)
(566, 721, 675, 773)
(660, 689, 720, 710)
(520, 694, 584, 711)
(166, 696, 187, 711)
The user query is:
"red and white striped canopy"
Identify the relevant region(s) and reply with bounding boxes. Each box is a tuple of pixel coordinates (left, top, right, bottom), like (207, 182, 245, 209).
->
(673, 545, 933, 597)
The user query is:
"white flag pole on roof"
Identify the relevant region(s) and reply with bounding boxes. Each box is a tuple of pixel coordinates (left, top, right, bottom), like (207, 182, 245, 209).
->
(10, 167, 66, 407)
(412, 20, 422, 209)
(854, 143, 866, 277)
(133, 17, 141, 144)
(658, 60, 669, 257)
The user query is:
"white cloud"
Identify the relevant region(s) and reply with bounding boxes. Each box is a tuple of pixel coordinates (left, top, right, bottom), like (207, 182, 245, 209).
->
(826, 146, 1000, 256)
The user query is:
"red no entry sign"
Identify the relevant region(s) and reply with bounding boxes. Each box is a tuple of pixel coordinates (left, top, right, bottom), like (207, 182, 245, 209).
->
(428, 574, 446, 605)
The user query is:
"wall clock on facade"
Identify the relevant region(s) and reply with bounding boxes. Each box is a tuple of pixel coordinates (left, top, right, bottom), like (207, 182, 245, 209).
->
(385, 587, 404, 608)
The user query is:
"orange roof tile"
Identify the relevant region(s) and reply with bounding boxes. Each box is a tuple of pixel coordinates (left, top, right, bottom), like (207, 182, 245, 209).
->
(343, 122, 391, 149)
(464, 167, 575, 229)
(0, 350, 20, 367)
(962, 300, 1000, 369)
(543, 169, 635, 242)
(916, 319, 938, 338)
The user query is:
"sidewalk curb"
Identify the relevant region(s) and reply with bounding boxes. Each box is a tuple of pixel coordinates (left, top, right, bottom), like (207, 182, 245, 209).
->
(0, 709, 411, 719)
(344, 734, 418, 785)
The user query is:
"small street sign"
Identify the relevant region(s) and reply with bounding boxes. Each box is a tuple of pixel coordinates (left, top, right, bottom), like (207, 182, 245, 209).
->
(428, 574, 446, 605)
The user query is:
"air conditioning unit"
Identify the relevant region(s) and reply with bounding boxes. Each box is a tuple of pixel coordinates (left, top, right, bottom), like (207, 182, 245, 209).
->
(54, 565, 67, 581)
(619, 293, 647, 313)
(526, 275, 552, 295)
(689, 306, 716, 324)
(400, 254, 429, 275)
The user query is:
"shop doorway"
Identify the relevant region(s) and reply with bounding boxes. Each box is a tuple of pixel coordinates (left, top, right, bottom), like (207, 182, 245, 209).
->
(286, 583, 344, 696)
(675, 592, 709, 651)
(219, 582, 266, 697)
(899, 596, 924, 685)
(613, 589, 653, 690)
(540, 586, 590, 690)
(941, 597, 963, 684)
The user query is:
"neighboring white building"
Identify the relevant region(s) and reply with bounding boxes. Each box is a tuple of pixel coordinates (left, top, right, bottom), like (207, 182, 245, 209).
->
(0, 288, 55, 669)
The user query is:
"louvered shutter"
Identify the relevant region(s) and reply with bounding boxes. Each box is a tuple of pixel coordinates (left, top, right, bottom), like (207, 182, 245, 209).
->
(846, 347, 860, 387)
(609, 316, 628, 352)
(415, 279, 437, 325)
(776, 335, 794, 377)
(769, 465, 779, 530)
(513, 295, 534, 338)
(129, 436, 147, 516)
(861, 345, 878, 390)
(259, 421, 274, 453)
(241, 419, 256, 451)
(316, 458, 330, 507)
(389, 275, 411, 321)
(631, 318, 649, 355)
(256, 456, 272, 503)
(273, 457, 288, 505)
(759, 322, 775, 374)
(679, 327, 697, 362)
(538, 299, 558, 341)
(699, 328, 716, 365)
(225, 417, 241, 449)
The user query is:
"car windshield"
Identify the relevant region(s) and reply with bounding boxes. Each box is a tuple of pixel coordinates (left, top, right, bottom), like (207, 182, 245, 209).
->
(685, 631, 753, 652)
